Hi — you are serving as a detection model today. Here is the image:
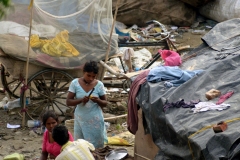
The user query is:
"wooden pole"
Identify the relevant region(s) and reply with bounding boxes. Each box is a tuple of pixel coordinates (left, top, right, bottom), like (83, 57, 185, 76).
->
(100, 0, 120, 81)
(104, 114, 127, 121)
(22, 0, 34, 127)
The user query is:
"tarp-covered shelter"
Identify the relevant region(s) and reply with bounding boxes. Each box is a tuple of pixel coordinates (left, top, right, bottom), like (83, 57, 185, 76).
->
(129, 18, 240, 159)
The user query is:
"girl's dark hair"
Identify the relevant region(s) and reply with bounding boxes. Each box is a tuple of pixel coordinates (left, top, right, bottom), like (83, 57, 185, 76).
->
(52, 125, 69, 146)
(83, 61, 99, 74)
(42, 110, 58, 126)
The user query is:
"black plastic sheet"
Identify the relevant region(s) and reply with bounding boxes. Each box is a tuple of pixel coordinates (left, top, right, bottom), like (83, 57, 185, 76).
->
(135, 19, 240, 159)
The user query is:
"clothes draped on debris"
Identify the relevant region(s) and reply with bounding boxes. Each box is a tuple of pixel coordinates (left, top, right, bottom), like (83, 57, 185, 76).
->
(159, 49, 182, 66)
(123, 48, 134, 61)
(123, 48, 134, 72)
(127, 69, 150, 135)
(191, 102, 230, 113)
(163, 99, 232, 114)
(216, 91, 234, 105)
(163, 99, 200, 112)
(147, 65, 203, 87)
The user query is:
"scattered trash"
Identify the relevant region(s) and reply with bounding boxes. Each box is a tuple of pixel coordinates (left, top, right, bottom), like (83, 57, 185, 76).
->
(206, 25, 212, 29)
(105, 122, 111, 130)
(171, 26, 178, 30)
(191, 21, 200, 28)
(27, 120, 41, 128)
(25, 97, 31, 106)
(213, 121, 227, 133)
(7, 123, 20, 129)
(0, 96, 8, 109)
(205, 89, 221, 100)
(192, 29, 205, 35)
(3, 98, 21, 110)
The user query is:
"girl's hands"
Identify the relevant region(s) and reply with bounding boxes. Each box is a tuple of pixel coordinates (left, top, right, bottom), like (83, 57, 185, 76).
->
(82, 96, 90, 104)
(90, 96, 100, 103)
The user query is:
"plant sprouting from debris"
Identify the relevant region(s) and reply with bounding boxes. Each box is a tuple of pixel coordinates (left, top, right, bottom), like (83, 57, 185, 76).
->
(0, 0, 13, 19)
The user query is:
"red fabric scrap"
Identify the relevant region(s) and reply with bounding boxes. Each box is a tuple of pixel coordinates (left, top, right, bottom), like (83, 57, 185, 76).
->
(159, 49, 182, 66)
(216, 91, 234, 105)
(127, 70, 150, 135)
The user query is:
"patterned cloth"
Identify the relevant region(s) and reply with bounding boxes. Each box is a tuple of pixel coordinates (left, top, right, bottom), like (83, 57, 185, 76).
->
(55, 139, 95, 160)
(68, 78, 107, 148)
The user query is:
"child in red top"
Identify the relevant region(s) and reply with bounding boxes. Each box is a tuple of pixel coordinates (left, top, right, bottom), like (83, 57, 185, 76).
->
(40, 110, 74, 160)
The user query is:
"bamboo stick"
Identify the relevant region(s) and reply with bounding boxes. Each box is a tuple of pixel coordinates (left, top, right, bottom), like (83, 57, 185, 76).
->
(22, 0, 34, 127)
(100, 0, 121, 81)
(99, 60, 126, 78)
(104, 114, 127, 121)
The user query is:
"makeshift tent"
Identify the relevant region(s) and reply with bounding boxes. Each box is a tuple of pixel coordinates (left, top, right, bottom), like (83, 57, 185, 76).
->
(1, 0, 118, 69)
(130, 18, 240, 159)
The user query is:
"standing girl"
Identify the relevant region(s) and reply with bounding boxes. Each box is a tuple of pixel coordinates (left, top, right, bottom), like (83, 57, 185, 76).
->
(66, 61, 107, 148)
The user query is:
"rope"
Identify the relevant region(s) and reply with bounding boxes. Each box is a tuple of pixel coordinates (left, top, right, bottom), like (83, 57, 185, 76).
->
(188, 117, 240, 159)
(20, 84, 28, 94)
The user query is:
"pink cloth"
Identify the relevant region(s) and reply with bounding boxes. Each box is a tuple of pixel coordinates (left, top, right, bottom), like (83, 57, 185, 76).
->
(127, 70, 150, 134)
(42, 130, 74, 157)
(216, 91, 234, 105)
(159, 49, 182, 66)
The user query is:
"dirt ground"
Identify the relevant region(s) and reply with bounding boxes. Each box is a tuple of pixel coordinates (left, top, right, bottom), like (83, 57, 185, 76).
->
(0, 28, 207, 159)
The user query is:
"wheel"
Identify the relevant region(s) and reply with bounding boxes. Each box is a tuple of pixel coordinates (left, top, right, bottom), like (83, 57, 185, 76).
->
(20, 69, 74, 118)
(1, 64, 23, 98)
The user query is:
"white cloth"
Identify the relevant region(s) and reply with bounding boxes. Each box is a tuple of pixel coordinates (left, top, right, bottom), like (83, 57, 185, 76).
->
(0, 21, 40, 37)
(192, 102, 230, 113)
(123, 48, 134, 60)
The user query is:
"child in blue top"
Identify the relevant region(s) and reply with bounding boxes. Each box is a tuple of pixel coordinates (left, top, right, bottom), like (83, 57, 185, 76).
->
(66, 61, 108, 148)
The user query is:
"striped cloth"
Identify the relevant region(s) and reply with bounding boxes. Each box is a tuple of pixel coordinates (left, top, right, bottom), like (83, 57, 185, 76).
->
(55, 139, 95, 160)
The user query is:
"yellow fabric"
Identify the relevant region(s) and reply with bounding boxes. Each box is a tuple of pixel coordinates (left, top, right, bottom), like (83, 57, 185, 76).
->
(30, 30, 80, 57)
(3, 153, 24, 160)
(28, 0, 34, 10)
(107, 137, 130, 146)
(56, 139, 95, 160)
